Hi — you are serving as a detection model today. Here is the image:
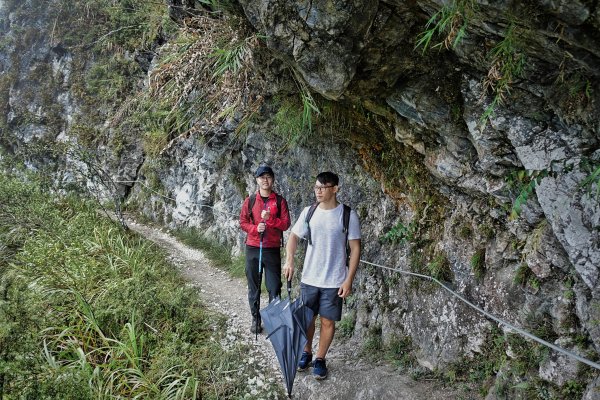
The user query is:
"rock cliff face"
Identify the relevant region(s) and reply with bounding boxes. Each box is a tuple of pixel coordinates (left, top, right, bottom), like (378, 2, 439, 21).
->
(1, 0, 600, 396)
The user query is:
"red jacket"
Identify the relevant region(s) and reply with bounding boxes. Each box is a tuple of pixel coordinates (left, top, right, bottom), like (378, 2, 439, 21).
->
(240, 191, 291, 248)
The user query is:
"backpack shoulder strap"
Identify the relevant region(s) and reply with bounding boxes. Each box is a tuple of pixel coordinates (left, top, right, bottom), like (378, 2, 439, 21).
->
(248, 194, 257, 223)
(343, 204, 351, 266)
(276, 194, 284, 247)
(342, 204, 351, 234)
(304, 203, 319, 245)
(275, 194, 282, 218)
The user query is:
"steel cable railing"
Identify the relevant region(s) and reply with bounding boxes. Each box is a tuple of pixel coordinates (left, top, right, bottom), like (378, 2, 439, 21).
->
(359, 259, 600, 371)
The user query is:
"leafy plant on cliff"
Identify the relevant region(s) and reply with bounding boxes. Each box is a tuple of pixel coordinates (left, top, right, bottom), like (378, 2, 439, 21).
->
(85, 55, 142, 105)
(455, 328, 549, 396)
(505, 168, 550, 220)
(514, 263, 533, 286)
(567, 74, 593, 100)
(385, 336, 418, 372)
(579, 159, 600, 200)
(362, 325, 383, 353)
(457, 223, 473, 239)
(337, 309, 357, 339)
(560, 380, 586, 398)
(382, 221, 416, 244)
(471, 248, 486, 280)
(272, 72, 321, 149)
(427, 253, 453, 282)
(480, 22, 526, 125)
(415, 0, 476, 53)
(462, 327, 507, 387)
(554, 62, 594, 121)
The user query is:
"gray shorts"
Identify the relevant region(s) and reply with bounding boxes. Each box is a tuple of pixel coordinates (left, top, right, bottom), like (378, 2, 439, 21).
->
(300, 283, 343, 321)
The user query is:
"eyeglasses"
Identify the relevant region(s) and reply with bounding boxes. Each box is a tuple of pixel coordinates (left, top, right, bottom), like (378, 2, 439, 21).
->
(257, 175, 273, 181)
(313, 185, 334, 192)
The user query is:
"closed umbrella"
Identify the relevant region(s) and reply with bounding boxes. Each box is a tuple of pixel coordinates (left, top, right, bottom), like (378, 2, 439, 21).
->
(260, 281, 314, 398)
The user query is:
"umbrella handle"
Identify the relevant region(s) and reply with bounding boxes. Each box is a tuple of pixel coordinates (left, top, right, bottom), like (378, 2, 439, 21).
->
(287, 279, 292, 300)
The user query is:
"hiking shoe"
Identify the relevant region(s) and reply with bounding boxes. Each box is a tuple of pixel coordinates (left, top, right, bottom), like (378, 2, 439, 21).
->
(313, 358, 327, 380)
(250, 317, 262, 334)
(297, 351, 313, 371)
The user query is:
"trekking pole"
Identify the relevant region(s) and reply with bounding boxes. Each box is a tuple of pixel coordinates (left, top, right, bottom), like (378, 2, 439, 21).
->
(256, 227, 264, 340)
(255, 201, 269, 340)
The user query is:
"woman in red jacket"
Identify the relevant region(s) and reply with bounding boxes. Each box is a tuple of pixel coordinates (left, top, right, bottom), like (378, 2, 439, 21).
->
(239, 165, 291, 333)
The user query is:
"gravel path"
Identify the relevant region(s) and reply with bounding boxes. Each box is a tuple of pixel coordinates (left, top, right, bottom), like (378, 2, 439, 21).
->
(127, 218, 477, 400)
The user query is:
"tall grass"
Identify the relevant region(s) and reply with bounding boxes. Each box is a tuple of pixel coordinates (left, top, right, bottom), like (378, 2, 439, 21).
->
(0, 173, 277, 399)
(270, 68, 321, 150)
(480, 22, 526, 125)
(210, 35, 259, 78)
(415, 0, 475, 53)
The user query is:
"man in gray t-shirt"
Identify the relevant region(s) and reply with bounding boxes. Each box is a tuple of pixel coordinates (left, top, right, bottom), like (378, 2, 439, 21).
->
(284, 171, 361, 380)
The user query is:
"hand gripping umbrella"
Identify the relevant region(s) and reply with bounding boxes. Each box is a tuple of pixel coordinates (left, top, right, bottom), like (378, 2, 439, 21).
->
(260, 281, 314, 398)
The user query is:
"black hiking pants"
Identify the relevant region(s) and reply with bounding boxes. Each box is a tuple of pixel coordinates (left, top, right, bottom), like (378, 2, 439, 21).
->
(245, 245, 282, 319)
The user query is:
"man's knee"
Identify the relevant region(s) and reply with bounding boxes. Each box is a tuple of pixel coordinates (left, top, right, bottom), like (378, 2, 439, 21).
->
(320, 317, 335, 329)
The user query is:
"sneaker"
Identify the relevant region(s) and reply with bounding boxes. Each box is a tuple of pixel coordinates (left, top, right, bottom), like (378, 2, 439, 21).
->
(250, 317, 262, 334)
(297, 351, 313, 371)
(313, 358, 327, 380)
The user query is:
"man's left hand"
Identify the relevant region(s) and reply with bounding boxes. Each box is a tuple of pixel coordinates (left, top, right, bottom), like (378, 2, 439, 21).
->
(338, 281, 352, 298)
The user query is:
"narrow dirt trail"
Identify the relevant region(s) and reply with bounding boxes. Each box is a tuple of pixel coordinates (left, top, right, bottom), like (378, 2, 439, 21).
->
(127, 218, 476, 400)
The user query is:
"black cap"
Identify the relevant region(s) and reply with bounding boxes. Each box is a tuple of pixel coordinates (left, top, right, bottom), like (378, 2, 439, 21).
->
(255, 165, 274, 177)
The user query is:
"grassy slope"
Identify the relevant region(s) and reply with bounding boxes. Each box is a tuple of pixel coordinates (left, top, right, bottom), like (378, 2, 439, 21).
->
(0, 173, 270, 399)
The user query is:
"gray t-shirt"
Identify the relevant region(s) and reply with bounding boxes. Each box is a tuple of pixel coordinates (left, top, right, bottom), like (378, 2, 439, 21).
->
(291, 203, 361, 288)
